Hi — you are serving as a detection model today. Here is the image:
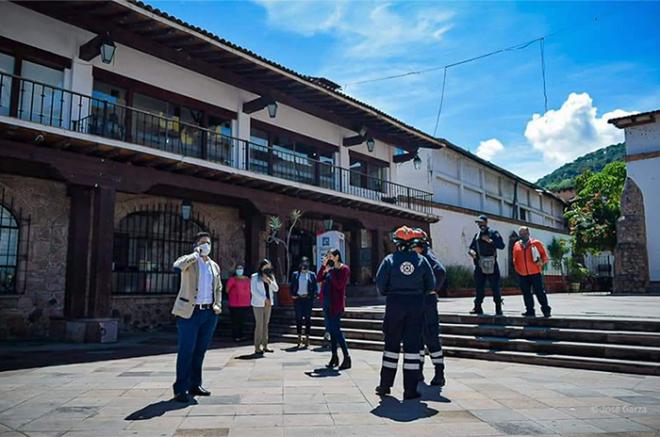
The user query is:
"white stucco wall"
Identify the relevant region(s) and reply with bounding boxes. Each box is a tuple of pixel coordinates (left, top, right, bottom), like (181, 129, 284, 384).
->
(623, 118, 660, 281)
(398, 146, 566, 230)
(628, 157, 660, 281)
(429, 206, 570, 276)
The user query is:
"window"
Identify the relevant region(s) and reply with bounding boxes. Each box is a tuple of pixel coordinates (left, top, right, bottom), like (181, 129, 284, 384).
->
(0, 203, 19, 295)
(248, 125, 336, 187)
(520, 208, 528, 221)
(0, 52, 14, 116)
(18, 60, 64, 126)
(349, 155, 388, 192)
(90, 80, 127, 139)
(112, 207, 213, 294)
(207, 115, 233, 165)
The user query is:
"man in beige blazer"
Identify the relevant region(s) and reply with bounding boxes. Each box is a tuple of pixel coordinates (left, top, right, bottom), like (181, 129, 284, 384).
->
(172, 232, 222, 403)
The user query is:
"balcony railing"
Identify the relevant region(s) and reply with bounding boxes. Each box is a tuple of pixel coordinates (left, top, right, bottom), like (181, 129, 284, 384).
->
(0, 72, 433, 214)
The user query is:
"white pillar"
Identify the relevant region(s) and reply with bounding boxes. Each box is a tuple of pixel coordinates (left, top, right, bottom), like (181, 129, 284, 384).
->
(67, 58, 93, 129)
(235, 110, 251, 169)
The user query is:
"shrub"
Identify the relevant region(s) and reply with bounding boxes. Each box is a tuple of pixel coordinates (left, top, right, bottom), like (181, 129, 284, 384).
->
(445, 265, 475, 289)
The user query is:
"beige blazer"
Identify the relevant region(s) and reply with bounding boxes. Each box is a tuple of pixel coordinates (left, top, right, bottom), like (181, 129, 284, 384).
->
(171, 252, 222, 319)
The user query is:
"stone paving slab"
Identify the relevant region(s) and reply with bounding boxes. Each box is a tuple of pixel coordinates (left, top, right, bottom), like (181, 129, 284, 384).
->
(1, 342, 660, 436)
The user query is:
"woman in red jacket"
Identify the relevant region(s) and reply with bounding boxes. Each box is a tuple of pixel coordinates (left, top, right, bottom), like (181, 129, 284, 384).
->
(318, 248, 351, 370)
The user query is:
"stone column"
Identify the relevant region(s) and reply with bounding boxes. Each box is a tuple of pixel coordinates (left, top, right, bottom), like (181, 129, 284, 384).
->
(613, 177, 650, 293)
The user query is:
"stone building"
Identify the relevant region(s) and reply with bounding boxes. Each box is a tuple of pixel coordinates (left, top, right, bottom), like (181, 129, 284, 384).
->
(609, 110, 660, 293)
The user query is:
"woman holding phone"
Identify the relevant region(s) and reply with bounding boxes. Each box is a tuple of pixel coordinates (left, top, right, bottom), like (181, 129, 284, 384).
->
(317, 249, 351, 370)
(251, 259, 278, 355)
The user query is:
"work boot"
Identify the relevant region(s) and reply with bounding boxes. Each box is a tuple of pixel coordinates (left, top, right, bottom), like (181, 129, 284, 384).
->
(521, 311, 536, 317)
(403, 389, 421, 400)
(495, 301, 503, 316)
(303, 335, 310, 348)
(470, 304, 484, 315)
(430, 371, 446, 387)
(542, 307, 552, 318)
(297, 334, 303, 347)
(375, 386, 391, 396)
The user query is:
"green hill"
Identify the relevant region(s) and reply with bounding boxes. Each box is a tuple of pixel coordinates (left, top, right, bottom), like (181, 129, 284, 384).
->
(536, 143, 625, 191)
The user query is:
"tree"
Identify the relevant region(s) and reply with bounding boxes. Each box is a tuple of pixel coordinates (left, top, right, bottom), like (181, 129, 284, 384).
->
(265, 209, 303, 282)
(547, 237, 570, 276)
(564, 161, 626, 255)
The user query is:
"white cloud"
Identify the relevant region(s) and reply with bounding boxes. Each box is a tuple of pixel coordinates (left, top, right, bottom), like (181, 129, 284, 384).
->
(252, 1, 453, 60)
(475, 138, 504, 161)
(524, 92, 632, 165)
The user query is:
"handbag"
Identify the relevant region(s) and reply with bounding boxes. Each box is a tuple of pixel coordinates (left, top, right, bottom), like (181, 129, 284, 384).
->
(475, 233, 496, 275)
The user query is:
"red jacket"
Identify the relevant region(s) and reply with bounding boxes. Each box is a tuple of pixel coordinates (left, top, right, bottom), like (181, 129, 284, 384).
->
(317, 264, 350, 317)
(512, 239, 548, 276)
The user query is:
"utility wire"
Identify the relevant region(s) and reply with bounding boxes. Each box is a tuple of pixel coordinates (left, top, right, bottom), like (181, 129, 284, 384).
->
(540, 37, 548, 113)
(432, 67, 448, 137)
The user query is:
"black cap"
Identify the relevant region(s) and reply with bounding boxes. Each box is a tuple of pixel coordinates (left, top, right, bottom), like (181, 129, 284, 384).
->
(475, 215, 488, 223)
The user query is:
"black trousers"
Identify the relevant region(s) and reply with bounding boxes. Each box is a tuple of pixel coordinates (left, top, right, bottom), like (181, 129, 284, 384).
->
(379, 294, 424, 392)
(519, 273, 550, 313)
(420, 293, 444, 374)
(293, 297, 313, 336)
(474, 263, 502, 305)
(230, 306, 250, 339)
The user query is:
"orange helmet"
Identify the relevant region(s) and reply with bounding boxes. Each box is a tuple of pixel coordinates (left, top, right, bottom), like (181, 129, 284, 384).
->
(393, 226, 416, 242)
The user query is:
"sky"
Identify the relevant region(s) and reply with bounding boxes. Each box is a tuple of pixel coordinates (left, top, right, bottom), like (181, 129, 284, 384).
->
(146, 0, 660, 182)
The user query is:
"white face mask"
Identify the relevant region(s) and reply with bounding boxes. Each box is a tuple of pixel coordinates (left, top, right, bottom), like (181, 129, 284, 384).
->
(198, 242, 211, 256)
(235, 268, 244, 276)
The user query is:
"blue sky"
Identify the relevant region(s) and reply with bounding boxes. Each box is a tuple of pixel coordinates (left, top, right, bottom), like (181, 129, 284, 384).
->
(147, 1, 660, 182)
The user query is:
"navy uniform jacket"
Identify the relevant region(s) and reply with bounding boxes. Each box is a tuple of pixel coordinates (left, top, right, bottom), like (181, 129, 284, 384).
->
(469, 227, 505, 261)
(423, 249, 446, 292)
(376, 250, 435, 296)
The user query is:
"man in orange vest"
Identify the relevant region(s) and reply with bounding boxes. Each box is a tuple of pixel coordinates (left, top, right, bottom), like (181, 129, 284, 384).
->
(512, 226, 552, 318)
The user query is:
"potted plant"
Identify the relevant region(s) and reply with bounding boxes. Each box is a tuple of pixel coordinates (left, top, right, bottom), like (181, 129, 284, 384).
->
(265, 209, 303, 306)
(547, 237, 570, 289)
(567, 257, 589, 292)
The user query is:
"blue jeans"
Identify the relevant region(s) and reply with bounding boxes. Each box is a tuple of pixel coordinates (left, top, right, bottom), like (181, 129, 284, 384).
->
(325, 311, 348, 356)
(173, 307, 218, 395)
(294, 297, 313, 336)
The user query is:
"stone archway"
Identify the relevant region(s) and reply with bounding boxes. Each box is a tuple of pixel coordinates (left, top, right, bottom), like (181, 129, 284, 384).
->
(614, 177, 649, 293)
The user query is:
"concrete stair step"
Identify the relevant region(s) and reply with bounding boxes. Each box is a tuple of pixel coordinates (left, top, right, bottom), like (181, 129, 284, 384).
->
(276, 333, 660, 376)
(270, 323, 660, 363)
(294, 309, 660, 332)
(268, 315, 660, 348)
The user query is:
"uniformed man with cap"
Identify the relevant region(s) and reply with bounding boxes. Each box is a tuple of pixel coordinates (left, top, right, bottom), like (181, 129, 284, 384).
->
(375, 226, 435, 400)
(411, 228, 447, 387)
(468, 215, 505, 315)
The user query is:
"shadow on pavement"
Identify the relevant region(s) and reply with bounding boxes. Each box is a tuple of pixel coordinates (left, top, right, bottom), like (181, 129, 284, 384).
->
(418, 384, 452, 403)
(282, 345, 303, 353)
(304, 368, 340, 378)
(234, 352, 265, 360)
(370, 396, 438, 422)
(125, 399, 196, 420)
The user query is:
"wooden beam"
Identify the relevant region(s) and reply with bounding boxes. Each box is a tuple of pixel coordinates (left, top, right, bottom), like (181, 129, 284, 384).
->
(78, 34, 102, 61)
(242, 96, 272, 114)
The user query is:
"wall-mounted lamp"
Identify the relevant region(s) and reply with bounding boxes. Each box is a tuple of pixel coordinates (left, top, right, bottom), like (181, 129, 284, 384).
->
(413, 153, 422, 170)
(267, 101, 278, 118)
(243, 96, 277, 118)
(181, 200, 192, 220)
(323, 217, 334, 231)
(99, 33, 116, 64)
(79, 32, 116, 64)
(366, 138, 375, 153)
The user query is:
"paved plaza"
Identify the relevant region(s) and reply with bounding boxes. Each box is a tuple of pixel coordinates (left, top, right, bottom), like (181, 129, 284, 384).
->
(353, 293, 660, 320)
(1, 341, 660, 436)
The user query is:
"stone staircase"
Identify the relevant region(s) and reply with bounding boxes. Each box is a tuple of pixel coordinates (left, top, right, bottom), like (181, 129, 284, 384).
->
(258, 308, 660, 376)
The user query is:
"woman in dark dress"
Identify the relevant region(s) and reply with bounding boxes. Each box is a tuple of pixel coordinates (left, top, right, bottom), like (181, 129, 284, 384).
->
(317, 248, 351, 370)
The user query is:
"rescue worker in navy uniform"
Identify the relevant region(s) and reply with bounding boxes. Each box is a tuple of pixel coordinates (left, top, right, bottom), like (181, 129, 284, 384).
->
(375, 226, 435, 400)
(412, 228, 447, 387)
(468, 215, 506, 315)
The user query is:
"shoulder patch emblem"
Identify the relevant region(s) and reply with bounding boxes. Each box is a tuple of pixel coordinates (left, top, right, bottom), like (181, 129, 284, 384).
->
(400, 261, 415, 276)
